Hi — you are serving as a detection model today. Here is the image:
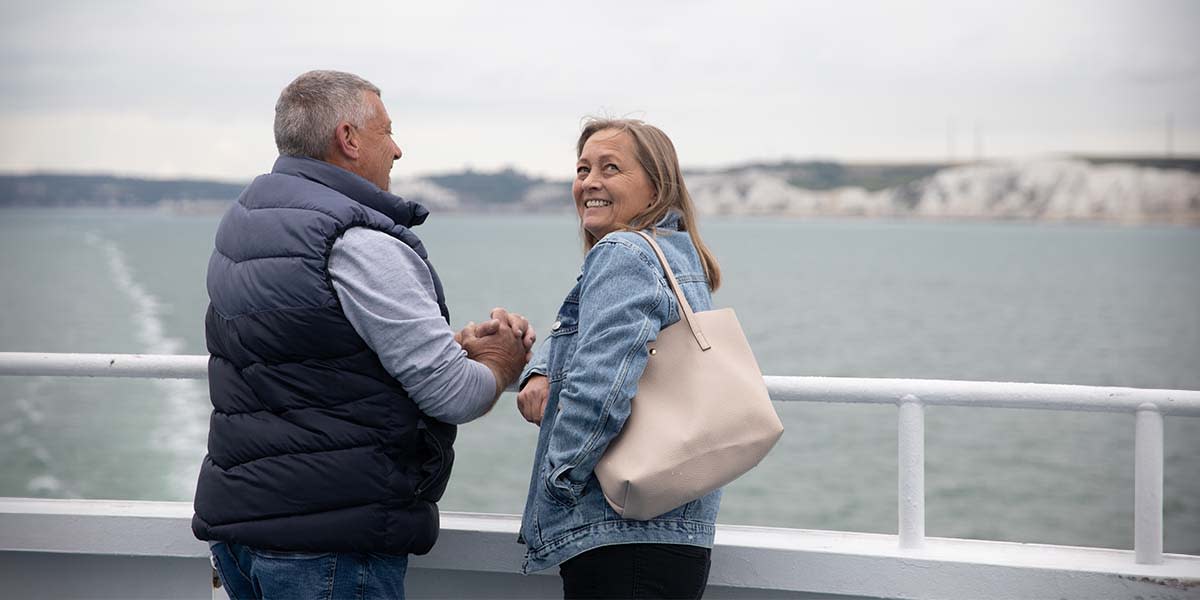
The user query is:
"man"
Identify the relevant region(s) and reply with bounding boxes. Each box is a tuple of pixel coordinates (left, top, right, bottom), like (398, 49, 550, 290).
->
(193, 70, 531, 598)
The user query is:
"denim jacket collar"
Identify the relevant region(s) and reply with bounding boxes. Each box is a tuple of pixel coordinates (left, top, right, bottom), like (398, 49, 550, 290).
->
(655, 211, 684, 232)
(272, 155, 429, 228)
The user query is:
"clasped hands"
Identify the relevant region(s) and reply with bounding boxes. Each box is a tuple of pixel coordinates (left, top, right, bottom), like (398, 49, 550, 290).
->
(456, 307, 535, 398)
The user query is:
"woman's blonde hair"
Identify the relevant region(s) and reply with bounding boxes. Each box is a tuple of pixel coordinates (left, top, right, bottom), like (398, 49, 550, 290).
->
(576, 118, 721, 291)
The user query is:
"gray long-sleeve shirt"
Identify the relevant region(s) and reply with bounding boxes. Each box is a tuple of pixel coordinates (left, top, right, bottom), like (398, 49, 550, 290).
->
(328, 227, 496, 425)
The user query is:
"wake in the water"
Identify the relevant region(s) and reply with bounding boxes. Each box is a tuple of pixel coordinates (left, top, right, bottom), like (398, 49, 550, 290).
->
(85, 232, 209, 500)
(3, 378, 78, 497)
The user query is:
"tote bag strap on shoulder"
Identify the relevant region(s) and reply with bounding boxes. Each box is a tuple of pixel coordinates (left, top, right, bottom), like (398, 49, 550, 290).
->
(633, 230, 711, 351)
(598, 230, 784, 521)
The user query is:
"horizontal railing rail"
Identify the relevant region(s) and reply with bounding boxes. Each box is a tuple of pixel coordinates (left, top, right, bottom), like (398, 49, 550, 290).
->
(2, 351, 1198, 566)
(5, 352, 1198, 414)
(0, 352, 208, 379)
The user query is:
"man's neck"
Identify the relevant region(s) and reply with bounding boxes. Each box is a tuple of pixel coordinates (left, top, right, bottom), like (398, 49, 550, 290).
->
(322, 155, 365, 183)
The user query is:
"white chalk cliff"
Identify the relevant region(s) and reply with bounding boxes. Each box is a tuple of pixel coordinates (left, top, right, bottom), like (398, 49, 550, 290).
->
(684, 159, 1200, 223)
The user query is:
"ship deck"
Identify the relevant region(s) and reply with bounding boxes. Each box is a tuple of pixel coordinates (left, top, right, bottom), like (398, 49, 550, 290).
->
(2, 496, 1199, 599)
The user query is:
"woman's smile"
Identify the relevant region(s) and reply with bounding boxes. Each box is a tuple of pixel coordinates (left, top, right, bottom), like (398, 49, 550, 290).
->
(573, 129, 656, 240)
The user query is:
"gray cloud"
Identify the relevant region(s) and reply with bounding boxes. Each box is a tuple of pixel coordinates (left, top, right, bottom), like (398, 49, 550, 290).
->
(1, 0, 1197, 180)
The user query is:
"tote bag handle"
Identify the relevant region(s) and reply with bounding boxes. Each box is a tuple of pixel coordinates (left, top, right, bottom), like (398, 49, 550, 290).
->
(633, 231, 711, 351)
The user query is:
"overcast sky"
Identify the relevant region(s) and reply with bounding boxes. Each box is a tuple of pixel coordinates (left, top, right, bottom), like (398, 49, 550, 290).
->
(1, 0, 1197, 181)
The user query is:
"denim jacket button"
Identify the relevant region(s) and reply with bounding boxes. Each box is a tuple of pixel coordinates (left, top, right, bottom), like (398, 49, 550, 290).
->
(551, 320, 562, 331)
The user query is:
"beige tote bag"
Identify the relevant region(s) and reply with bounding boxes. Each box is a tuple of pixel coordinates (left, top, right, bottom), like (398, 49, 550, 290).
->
(595, 231, 784, 520)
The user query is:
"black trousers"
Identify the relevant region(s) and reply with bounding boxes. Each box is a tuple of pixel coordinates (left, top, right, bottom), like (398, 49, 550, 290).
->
(558, 543, 711, 599)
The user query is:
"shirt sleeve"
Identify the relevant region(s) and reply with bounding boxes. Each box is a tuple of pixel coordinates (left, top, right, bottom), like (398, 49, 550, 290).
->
(519, 335, 553, 389)
(328, 227, 497, 425)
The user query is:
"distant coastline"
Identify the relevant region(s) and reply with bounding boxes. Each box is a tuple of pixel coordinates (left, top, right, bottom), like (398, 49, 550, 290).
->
(3, 156, 1199, 224)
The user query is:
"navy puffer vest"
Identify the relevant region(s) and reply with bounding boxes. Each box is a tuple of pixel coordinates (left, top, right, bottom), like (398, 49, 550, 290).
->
(192, 156, 455, 555)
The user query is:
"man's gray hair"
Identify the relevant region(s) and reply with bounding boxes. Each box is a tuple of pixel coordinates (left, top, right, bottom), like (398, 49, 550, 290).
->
(274, 70, 381, 159)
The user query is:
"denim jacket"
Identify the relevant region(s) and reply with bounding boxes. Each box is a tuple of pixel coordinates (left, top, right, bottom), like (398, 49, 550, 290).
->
(518, 213, 721, 574)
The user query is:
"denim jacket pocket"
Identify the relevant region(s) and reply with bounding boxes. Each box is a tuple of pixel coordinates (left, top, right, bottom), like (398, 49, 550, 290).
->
(543, 462, 580, 507)
(548, 313, 578, 338)
(546, 311, 578, 384)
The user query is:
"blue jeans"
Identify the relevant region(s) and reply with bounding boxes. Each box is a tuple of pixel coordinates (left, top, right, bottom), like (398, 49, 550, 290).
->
(210, 542, 408, 600)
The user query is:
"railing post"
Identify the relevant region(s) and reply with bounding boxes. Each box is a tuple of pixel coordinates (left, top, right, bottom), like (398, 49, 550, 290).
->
(898, 394, 925, 549)
(1135, 403, 1164, 564)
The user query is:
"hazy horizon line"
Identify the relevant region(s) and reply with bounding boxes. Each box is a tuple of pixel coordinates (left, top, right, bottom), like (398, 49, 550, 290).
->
(3, 151, 1197, 185)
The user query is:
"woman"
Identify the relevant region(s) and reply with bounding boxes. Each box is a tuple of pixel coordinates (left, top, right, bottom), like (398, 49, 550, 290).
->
(516, 118, 723, 599)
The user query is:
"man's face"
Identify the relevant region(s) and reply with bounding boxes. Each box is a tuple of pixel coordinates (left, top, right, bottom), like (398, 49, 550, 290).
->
(355, 92, 402, 191)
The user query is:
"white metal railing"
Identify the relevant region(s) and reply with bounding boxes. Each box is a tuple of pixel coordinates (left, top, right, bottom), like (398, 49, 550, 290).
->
(0, 352, 207, 378)
(3, 352, 1199, 565)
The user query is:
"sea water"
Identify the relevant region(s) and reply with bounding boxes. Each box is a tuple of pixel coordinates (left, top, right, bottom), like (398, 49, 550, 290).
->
(1, 208, 1197, 553)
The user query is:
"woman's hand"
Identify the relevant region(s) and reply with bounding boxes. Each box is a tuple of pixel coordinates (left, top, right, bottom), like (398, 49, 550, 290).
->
(491, 308, 536, 362)
(518, 374, 550, 426)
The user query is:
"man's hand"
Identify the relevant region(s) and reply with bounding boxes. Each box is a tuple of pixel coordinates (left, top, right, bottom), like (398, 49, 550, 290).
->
(455, 308, 536, 361)
(490, 307, 536, 362)
(460, 316, 528, 399)
(517, 374, 550, 426)
(454, 319, 499, 346)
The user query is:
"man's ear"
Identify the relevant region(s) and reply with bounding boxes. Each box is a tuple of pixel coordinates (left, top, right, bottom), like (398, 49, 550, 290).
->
(332, 121, 360, 160)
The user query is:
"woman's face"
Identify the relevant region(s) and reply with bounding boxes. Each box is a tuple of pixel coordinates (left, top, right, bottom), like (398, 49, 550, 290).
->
(573, 129, 656, 240)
